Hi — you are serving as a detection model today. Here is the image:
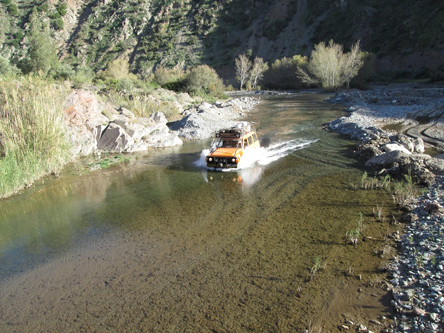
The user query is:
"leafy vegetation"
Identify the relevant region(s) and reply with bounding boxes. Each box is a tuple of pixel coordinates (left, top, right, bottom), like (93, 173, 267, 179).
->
(0, 77, 73, 198)
(1, 0, 441, 81)
(298, 40, 363, 92)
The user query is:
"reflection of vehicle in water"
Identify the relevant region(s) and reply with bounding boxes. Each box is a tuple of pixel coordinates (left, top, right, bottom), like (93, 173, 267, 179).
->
(206, 123, 260, 169)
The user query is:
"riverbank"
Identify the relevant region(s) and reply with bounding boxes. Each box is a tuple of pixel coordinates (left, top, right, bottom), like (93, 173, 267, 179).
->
(325, 83, 444, 332)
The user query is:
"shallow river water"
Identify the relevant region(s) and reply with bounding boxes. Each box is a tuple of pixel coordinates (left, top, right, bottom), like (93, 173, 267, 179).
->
(0, 94, 401, 332)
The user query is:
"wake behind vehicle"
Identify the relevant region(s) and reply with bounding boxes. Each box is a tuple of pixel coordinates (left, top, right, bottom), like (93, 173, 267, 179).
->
(206, 123, 260, 169)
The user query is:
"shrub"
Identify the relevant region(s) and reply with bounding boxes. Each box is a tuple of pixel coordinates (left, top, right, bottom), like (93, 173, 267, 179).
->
(99, 58, 130, 81)
(0, 56, 20, 77)
(430, 64, 444, 83)
(7, 3, 18, 15)
(71, 66, 95, 85)
(263, 55, 307, 89)
(56, 3, 67, 16)
(184, 64, 226, 99)
(154, 65, 185, 87)
(52, 17, 64, 31)
(50, 63, 74, 80)
(298, 40, 363, 92)
(351, 51, 376, 89)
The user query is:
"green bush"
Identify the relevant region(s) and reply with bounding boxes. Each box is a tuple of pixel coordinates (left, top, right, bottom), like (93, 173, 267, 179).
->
(351, 51, 376, 89)
(7, 3, 18, 16)
(57, 2, 67, 16)
(71, 66, 95, 85)
(0, 56, 20, 77)
(50, 63, 74, 80)
(162, 81, 185, 92)
(263, 55, 307, 89)
(52, 17, 64, 31)
(37, 3, 48, 12)
(184, 64, 226, 99)
(154, 65, 185, 86)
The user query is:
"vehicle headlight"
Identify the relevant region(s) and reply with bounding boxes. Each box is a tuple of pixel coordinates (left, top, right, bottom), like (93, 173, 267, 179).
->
(231, 158, 236, 163)
(208, 157, 212, 162)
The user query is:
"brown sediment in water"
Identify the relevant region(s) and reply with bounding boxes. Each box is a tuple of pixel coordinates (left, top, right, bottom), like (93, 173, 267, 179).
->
(0, 168, 402, 332)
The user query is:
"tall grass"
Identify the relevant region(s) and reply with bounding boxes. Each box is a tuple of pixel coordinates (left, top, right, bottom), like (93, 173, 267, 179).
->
(0, 77, 73, 198)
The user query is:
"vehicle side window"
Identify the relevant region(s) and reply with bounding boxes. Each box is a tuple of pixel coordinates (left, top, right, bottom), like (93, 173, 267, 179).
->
(243, 139, 248, 147)
(247, 136, 253, 145)
(252, 134, 258, 142)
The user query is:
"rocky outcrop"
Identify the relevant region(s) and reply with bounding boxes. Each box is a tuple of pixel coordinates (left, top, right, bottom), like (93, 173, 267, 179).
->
(326, 84, 444, 186)
(64, 90, 183, 156)
(170, 97, 261, 140)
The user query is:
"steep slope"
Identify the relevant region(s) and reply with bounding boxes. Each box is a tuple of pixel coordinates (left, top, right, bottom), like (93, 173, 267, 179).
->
(1, 0, 443, 78)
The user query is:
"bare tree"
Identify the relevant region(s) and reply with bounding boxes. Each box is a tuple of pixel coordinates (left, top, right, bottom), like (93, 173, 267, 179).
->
(235, 54, 252, 90)
(250, 57, 268, 89)
(341, 40, 363, 89)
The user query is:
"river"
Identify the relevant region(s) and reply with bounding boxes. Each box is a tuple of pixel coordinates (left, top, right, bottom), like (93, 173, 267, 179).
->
(0, 94, 400, 332)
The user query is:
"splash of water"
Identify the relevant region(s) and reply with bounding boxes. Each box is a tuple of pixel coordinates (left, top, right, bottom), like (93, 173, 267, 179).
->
(196, 138, 317, 170)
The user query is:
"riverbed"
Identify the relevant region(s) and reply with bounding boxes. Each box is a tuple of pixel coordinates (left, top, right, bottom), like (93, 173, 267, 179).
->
(0, 94, 402, 332)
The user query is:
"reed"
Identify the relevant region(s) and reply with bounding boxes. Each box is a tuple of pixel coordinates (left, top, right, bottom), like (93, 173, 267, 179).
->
(0, 77, 73, 198)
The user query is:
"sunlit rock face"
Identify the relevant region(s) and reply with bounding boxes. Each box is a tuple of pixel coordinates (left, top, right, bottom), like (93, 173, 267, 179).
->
(64, 90, 183, 155)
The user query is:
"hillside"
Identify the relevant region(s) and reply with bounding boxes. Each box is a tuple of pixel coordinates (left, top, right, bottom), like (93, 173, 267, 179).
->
(1, 0, 443, 79)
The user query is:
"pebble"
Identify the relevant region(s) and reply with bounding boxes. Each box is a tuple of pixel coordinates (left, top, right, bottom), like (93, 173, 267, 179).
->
(386, 175, 444, 332)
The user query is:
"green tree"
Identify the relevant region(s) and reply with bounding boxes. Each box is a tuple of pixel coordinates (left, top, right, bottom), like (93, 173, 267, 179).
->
(22, 12, 58, 76)
(298, 40, 363, 92)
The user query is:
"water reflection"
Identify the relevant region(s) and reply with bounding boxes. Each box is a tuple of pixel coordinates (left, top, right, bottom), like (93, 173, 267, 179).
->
(202, 164, 264, 190)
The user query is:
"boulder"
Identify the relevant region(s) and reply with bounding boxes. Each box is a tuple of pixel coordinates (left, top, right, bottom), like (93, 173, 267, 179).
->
(97, 123, 134, 152)
(365, 151, 410, 168)
(425, 157, 444, 174)
(381, 143, 412, 155)
(355, 143, 382, 160)
(114, 115, 154, 142)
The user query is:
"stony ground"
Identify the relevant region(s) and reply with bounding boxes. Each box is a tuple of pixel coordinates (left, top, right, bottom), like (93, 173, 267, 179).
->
(326, 83, 444, 332)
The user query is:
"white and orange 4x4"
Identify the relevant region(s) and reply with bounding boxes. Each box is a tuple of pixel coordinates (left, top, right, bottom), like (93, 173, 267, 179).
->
(206, 123, 260, 169)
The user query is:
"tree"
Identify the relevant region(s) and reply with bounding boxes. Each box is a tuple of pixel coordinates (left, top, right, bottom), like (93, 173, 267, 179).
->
(235, 54, 251, 90)
(298, 40, 363, 92)
(22, 11, 58, 76)
(250, 57, 268, 89)
(342, 40, 362, 89)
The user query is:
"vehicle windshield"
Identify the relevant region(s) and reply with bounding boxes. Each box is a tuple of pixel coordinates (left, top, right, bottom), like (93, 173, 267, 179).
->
(217, 139, 241, 148)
